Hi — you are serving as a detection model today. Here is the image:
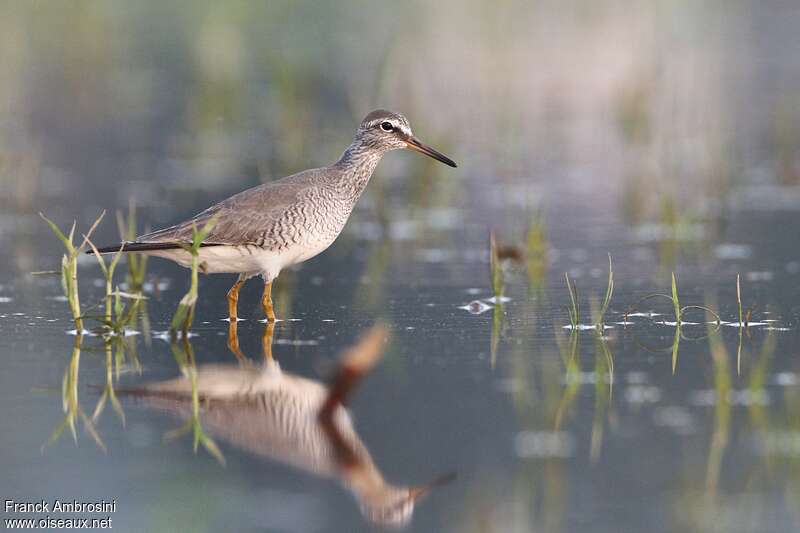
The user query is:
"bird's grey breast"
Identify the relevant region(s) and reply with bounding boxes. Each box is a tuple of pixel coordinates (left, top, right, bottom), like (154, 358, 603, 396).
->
(260, 177, 357, 254)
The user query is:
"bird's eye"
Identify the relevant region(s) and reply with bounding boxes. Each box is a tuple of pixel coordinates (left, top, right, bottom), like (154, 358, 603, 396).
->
(380, 121, 394, 132)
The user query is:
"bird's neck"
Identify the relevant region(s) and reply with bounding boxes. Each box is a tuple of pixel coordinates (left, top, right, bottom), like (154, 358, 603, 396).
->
(332, 140, 385, 201)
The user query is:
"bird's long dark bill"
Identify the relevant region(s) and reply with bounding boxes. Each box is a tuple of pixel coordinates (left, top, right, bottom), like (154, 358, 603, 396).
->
(406, 137, 457, 168)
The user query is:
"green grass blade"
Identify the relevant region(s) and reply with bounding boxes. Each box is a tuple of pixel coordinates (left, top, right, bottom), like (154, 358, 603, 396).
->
(565, 272, 579, 327)
(85, 238, 109, 276)
(736, 274, 743, 326)
(67, 220, 76, 244)
(489, 230, 504, 298)
(76, 210, 106, 253)
(671, 272, 680, 323)
(597, 254, 614, 325)
(39, 213, 74, 251)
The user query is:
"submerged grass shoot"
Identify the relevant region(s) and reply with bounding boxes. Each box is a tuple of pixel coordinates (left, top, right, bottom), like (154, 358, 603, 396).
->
(170, 217, 218, 335)
(40, 211, 105, 331)
(671, 273, 681, 323)
(525, 210, 548, 289)
(593, 254, 614, 328)
(737, 273, 743, 327)
(86, 239, 124, 325)
(489, 230, 504, 300)
(735, 273, 756, 329)
(116, 198, 148, 292)
(85, 236, 146, 336)
(565, 272, 579, 329)
(564, 254, 613, 331)
(625, 272, 720, 327)
(488, 231, 508, 369)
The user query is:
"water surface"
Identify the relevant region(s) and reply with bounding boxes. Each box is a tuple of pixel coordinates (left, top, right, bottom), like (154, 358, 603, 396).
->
(1, 2, 800, 532)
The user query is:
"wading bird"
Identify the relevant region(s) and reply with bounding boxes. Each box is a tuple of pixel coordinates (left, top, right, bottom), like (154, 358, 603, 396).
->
(94, 110, 456, 321)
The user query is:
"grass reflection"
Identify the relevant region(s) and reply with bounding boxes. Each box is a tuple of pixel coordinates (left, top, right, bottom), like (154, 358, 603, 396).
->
(554, 329, 614, 463)
(488, 230, 508, 369)
(163, 337, 226, 466)
(673, 321, 800, 532)
(44, 334, 105, 452)
(705, 322, 732, 499)
(91, 338, 136, 428)
(45, 332, 143, 453)
(591, 334, 614, 464)
(554, 329, 581, 431)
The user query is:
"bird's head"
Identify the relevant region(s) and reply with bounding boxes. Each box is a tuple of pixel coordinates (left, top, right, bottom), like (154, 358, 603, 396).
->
(357, 472, 457, 528)
(355, 109, 457, 167)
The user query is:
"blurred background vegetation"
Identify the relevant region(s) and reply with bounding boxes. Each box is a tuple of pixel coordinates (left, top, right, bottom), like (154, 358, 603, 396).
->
(1, 0, 798, 221)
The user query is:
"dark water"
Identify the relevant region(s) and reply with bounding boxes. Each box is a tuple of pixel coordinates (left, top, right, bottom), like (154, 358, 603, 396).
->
(2, 2, 800, 532)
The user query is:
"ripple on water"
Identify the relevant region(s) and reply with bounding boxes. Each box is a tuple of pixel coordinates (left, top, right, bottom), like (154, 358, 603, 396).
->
(459, 300, 493, 314)
(624, 385, 662, 404)
(714, 243, 753, 260)
(514, 431, 575, 459)
(755, 431, 800, 457)
(274, 339, 319, 346)
(689, 389, 771, 407)
(652, 406, 695, 435)
(774, 372, 799, 386)
(484, 296, 511, 304)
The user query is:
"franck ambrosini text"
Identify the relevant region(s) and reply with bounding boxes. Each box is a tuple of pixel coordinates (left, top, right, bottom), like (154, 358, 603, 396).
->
(4, 499, 116, 529)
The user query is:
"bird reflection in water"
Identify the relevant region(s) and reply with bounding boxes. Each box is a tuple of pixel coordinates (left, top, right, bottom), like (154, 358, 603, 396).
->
(124, 323, 453, 528)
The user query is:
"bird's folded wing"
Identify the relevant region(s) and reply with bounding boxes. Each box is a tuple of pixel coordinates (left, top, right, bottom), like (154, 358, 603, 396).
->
(136, 171, 323, 247)
(136, 204, 271, 246)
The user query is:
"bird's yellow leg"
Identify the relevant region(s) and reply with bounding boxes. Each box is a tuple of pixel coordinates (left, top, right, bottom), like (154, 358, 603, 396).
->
(262, 279, 275, 322)
(226, 273, 247, 321)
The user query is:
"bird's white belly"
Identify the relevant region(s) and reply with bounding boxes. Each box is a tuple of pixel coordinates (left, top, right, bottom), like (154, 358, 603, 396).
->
(145, 238, 337, 277)
(146, 246, 283, 276)
(289, 234, 338, 265)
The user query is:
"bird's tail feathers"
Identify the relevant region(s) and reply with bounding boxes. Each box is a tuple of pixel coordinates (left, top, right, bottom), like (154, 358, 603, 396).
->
(89, 242, 223, 254)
